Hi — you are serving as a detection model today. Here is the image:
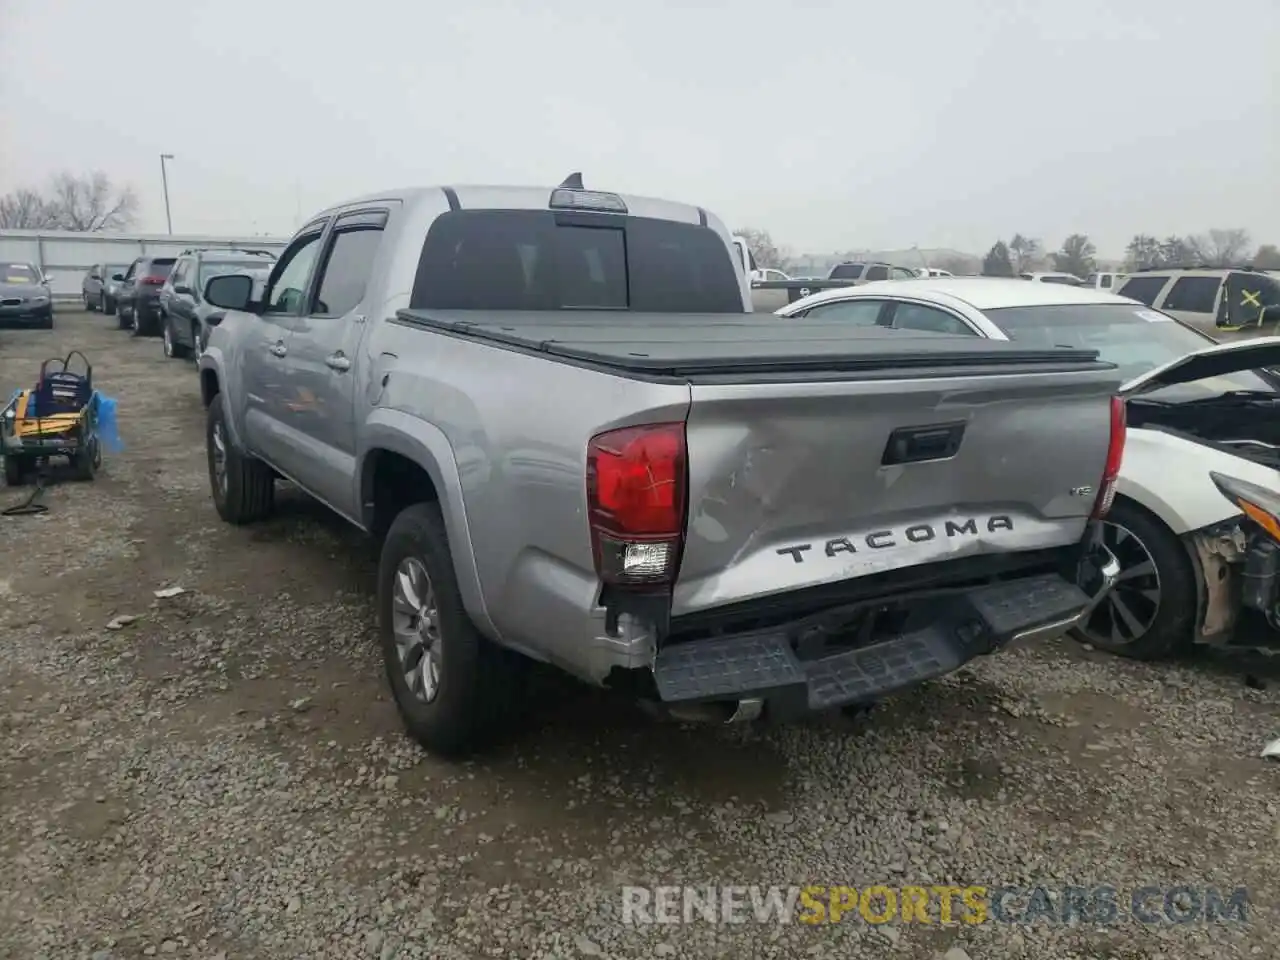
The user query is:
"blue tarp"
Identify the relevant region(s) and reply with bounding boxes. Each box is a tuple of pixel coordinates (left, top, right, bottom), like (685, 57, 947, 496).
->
(93, 392, 123, 453)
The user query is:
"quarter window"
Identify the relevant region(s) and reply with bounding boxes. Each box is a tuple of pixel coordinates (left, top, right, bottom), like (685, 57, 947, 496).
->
(1162, 276, 1221, 314)
(864, 265, 889, 282)
(1116, 275, 1168, 306)
(799, 299, 886, 325)
(892, 302, 974, 335)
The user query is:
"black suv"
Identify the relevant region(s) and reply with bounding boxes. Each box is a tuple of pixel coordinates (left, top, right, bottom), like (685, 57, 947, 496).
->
(116, 256, 178, 335)
(158, 248, 277, 359)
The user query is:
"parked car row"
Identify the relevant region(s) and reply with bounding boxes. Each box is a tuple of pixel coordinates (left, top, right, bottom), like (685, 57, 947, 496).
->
(82, 248, 278, 357)
(0, 261, 55, 328)
(776, 275, 1280, 662)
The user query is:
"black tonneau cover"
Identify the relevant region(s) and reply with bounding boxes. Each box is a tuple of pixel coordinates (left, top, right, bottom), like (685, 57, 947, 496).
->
(393, 309, 1106, 378)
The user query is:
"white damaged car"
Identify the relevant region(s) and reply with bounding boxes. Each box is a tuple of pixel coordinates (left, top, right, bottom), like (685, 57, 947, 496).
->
(776, 277, 1280, 659)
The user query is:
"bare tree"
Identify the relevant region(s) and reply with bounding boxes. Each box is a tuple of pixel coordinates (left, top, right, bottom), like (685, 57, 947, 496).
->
(1008, 234, 1042, 274)
(45, 171, 140, 231)
(732, 227, 786, 269)
(1187, 228, 1251, 267)
(0, 188, 61, 229)
(1254, 244, 1280, 271)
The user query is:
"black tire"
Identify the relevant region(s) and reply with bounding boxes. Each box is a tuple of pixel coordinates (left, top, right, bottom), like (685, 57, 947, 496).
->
(378, 502, 525, 758)
(162, 315, 190, 359)
(130, 307, 147, 337)
(1072, 498, 1197, 660)
(39, 310, 53, 330)
(72, 438, 99, 481)
(4, 456, 27, 487)
(84, 293, 95, 312)
(103, 294, 116, 316)
(116, 302, 130, 330)
(206, 393, 274, 524)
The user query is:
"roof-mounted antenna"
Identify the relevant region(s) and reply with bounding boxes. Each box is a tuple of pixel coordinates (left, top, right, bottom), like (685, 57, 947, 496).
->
(559, 172, 584, 190)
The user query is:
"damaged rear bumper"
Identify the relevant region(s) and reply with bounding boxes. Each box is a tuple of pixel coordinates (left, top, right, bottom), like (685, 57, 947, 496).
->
(651, 551, 1120, 716)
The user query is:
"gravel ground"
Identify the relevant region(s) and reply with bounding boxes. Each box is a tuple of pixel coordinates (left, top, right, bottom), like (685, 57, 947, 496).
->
(2, 311, 1279, 960)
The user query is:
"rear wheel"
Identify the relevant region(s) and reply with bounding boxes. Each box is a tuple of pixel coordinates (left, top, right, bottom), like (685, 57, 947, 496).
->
(102, 294, 115, 316)
(73, 438, 100, 481)
(84, 293, 95, 311)
(378, 502, 525, 757)
(1073, 499, 1197, 660)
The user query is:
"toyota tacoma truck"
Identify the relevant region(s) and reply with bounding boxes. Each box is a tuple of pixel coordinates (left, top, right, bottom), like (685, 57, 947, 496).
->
(197, 176, 1123, 757)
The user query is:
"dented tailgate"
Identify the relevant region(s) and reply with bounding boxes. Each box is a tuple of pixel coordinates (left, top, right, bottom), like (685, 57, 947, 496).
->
(672, 367, 1123, 615)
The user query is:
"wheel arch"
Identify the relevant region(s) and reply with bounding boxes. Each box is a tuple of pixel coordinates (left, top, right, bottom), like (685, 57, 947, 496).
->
(358, 410, 497, 640)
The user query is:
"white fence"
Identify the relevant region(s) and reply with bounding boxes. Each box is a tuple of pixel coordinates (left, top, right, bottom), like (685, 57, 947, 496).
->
(0, 229, 291, 301)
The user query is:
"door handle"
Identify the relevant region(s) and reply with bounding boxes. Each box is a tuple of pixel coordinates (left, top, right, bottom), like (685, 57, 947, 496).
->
(326, 352, 351, 372)
(268, 341, 287, 358)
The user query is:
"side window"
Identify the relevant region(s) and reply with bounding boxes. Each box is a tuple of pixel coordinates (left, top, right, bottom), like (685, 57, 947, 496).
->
(1163, 276, 1221, 314)
(864, 265, 889, 282)
(1117, 275, 1168, 306)
(799, 299, 886, 325)
(169, 259, 187, 287)
(892, 302, 975, 335)
(829, 264, 863, 280)
(1100, 275, 1112, 288)
(265, 232, 325, 315)
(891, 267, 916, 280)
(311, 225, 386, 317)
(123, 260, 138, 281)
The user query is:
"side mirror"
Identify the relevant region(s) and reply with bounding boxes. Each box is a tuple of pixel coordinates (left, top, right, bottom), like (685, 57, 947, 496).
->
(111, 273, 125, 282)
(173, 284, 193, 296)
(204, 273, 255, 312)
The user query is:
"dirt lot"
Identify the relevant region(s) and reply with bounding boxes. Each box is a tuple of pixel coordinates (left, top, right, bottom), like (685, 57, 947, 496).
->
(1, 310, 1279, 960)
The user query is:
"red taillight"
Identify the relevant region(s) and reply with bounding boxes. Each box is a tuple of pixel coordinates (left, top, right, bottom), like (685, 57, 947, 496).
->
(142, 275, 165, 285)
(1091, 396, 1127, 519)
(586, 422, 686, 587)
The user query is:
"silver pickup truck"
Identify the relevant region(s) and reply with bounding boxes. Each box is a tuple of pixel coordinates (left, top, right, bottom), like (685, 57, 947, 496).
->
(197, 178, 1123, 757)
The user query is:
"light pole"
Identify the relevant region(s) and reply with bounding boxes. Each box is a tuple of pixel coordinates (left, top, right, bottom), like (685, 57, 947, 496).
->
(159, 153, 174, 234)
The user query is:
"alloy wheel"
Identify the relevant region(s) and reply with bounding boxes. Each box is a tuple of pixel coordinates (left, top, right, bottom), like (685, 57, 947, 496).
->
(1079, 521, 1161, 646)
(391, 557, 443, 703)
(210, 421, 228, 498)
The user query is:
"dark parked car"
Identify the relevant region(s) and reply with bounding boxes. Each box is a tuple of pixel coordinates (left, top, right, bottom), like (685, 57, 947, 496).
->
(82, 262, 133, 315)
(0, 260, 54, 328)
(116, 256, 177, 335)
(159, 248, 277, 359)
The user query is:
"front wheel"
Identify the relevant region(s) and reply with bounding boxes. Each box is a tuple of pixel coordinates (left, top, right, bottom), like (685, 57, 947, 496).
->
(84, 293, 95, 312)
(1072, 499, 1197, 660)
(103, 294, 116, 316)
(206, 393, 274, 524)
(378, 502, 525, 758)
(162, 316, 190, 359)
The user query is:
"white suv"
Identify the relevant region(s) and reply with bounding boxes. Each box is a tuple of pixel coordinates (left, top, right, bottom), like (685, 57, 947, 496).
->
(1116, 267, 1280, 338)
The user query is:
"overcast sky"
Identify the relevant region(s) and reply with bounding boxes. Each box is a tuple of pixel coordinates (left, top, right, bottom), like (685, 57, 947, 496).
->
(2, 0, 1277, 258)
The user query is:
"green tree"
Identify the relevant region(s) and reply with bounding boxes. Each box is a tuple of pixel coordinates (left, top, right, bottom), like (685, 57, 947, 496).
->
(1125, 234, 1163, 270)
(1051, 234, 1097, 278)
(1009, 234, 1042, 274)
(1158, 236, 1194, 266)
(981, 241, 1015, 277)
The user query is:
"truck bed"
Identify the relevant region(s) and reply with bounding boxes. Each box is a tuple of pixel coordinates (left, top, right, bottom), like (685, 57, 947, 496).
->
(393, 308, 1104, 379)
